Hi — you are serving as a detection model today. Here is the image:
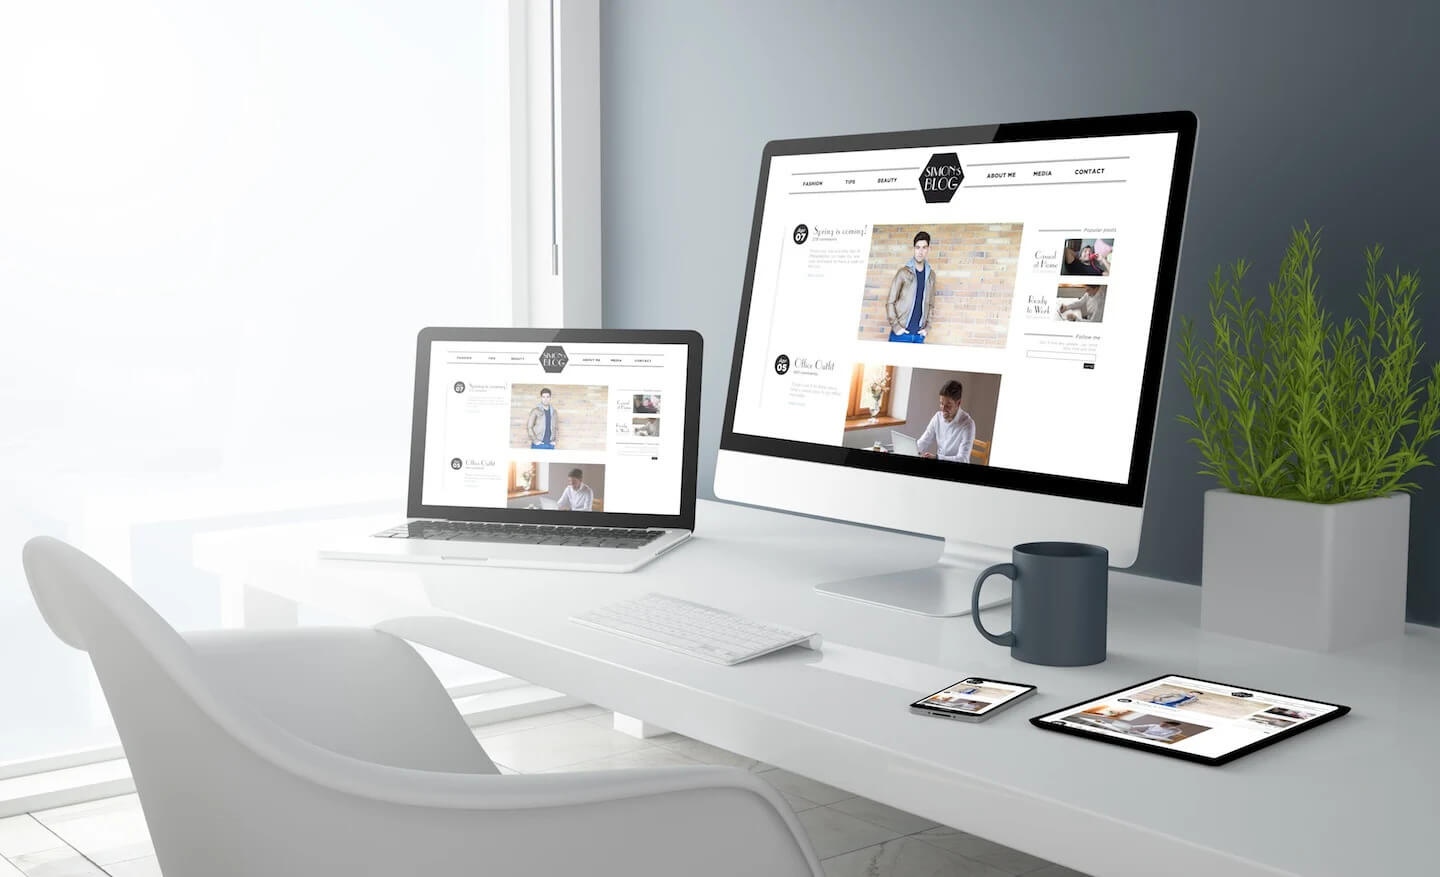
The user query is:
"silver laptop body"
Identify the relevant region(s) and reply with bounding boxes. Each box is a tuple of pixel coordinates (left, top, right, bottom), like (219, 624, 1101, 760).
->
(320, 328, 702, 573)
(890, 430, 920, 456)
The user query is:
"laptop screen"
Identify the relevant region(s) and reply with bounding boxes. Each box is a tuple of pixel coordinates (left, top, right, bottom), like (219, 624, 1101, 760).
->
(418, 339, 690, 517)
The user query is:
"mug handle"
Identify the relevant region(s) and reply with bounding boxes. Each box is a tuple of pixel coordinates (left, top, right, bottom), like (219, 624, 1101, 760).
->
(972, 563, 1018, 647)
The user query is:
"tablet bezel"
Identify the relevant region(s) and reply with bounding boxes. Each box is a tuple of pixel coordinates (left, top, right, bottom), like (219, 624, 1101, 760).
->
(1029, 673, 1351, 766)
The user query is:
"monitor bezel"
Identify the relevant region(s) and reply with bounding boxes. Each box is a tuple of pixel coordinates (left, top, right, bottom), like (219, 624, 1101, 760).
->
(719, 111, 1197, 508)
(409, 327, 703, 530)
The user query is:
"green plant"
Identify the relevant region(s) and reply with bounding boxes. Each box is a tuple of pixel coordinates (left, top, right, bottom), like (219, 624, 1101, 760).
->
(1178, 225, 1440, 502)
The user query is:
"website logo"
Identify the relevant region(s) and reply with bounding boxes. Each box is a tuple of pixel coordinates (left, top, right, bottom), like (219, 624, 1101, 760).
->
(919, 153, 964, 204)
(539, 345, 569, 374)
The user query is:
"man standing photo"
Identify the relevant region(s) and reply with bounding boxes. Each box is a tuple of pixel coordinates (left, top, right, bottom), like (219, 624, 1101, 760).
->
(527, 388, 558, 449)
(556, 468, 594, 511)
(886, 231, 935, 343)
(917, 379, 975, 463)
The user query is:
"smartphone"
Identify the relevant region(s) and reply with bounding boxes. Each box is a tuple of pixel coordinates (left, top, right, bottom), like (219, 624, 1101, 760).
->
(910, 677, 1037, 722)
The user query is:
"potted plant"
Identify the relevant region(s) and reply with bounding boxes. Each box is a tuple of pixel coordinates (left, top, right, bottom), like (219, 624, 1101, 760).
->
(1178, 225, 1440, 651)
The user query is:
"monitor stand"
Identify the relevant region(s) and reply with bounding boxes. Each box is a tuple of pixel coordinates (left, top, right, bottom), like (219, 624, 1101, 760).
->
(814, 538, 1013, 617)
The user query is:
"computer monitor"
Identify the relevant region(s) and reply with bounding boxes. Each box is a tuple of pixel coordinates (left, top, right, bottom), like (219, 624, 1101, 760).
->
(715, 112, 1197, 616)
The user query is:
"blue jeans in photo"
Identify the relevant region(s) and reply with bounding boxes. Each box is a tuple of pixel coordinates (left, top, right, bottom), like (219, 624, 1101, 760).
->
(889, 331, 925, 344)
(531, 442, 555, 450)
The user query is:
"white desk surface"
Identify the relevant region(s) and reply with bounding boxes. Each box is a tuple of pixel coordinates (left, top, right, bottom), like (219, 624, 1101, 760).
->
(193, 499, 1439, 877)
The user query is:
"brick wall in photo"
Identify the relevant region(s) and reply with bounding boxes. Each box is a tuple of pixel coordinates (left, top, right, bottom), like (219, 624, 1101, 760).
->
(510, 383, 609, 451)
(856, 223, 1023, 347)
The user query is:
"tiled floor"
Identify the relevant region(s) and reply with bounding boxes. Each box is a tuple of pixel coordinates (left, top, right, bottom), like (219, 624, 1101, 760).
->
(0, 705, 1087, 877)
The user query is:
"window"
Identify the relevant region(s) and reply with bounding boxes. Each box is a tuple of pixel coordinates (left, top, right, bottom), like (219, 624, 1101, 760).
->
(0, 0, 597, 774)
(508, 461, 542, 498)
(844, 364, 903, 429)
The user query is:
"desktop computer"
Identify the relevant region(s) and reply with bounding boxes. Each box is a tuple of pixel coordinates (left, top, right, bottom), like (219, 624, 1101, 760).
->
(716, 112, 1197, 616)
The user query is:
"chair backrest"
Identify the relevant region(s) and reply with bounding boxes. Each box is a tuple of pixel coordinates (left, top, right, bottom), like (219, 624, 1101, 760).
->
(19, 537, 490, 875)
(971, 438, 990, 465)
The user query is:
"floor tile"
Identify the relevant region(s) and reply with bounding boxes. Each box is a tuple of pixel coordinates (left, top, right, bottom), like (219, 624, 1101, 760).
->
(757, 768, 854, 806)
(0, 856, 22, 876)
(6, 846, 106, 876)
(544, 747, 701, 772)
(1024, 866, 1091, 877)
(28, 798, 131, 822)
(477, 716, 652, 773)
(654, 737, 771, 772)
(581, 714, 682, 742)
(915, 826, 1051, 875)
(32, 796, 150, 865)
(0, 815, 59, 859)
(553, 705, 609, 721)
(102, 857, 162, 877)
(796, 806, 900, 859)
(470, 709, 589, 740)
(828, 796, 938, 836)
(776, 790, 824, 812)
(823, 836, 1010, 877)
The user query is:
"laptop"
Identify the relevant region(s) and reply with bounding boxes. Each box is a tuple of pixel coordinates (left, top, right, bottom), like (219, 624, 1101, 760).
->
(320, 327, 703, 573)
(890, 430, 919, 456)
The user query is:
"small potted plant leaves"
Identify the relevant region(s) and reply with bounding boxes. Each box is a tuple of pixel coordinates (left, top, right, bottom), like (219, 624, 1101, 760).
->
(1178, 225, 1440, 650)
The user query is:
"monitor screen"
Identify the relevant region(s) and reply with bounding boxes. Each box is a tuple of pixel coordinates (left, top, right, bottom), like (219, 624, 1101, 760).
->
(723, 114, 1195, 506)
(417, 338, 690, 517)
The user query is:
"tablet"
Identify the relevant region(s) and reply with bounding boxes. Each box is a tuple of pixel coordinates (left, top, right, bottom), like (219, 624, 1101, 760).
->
(1030, 674, 1350, 765)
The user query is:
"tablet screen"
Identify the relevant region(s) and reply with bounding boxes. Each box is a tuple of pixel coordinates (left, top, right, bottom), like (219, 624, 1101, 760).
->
(1034, 675, 1345, 761)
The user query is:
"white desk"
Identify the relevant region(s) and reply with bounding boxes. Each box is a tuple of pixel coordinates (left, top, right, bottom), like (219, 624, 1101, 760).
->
(193, 499, 1439, 877)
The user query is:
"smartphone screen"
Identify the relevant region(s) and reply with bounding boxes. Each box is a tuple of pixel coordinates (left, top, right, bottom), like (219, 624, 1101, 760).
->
(911, 678, 1036, 718)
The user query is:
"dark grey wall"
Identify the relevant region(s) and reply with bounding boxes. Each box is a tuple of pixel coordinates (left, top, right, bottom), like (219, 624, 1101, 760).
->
(600, 0, 1440, 624)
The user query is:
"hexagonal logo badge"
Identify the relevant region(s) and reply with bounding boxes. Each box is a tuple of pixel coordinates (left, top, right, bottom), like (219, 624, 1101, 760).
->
(539, 345, 569, 374)
(918, 153, 964, 204)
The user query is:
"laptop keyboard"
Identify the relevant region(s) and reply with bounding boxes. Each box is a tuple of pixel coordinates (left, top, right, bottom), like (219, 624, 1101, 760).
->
(374, 521, 665, 550)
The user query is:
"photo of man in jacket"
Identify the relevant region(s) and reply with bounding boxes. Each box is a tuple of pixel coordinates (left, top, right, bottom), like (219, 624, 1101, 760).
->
(886, 231, 935, 343)
(858, 223, 1021, 348)
(527, 388, 558, 449)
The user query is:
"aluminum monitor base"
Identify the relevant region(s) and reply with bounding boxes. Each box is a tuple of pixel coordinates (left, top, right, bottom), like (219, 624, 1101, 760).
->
(815, 539, 1013, 617)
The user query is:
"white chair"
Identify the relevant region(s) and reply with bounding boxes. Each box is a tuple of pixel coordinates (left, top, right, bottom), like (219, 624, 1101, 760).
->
(22, 536, 822, 877)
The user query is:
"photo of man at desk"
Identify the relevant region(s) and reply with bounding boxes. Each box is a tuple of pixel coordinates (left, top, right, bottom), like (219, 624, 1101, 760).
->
(557, 467, 594, 511)
(917, 379, 976, 463)
(842, 367, 1000, 465)
(1056, 283, 1108, 322)
(1065, 706, 1209, 746)
(506, 462, 606, 512)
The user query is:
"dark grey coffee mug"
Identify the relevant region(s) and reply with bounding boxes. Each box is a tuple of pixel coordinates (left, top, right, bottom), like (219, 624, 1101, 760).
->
(971, 542, 1109, 666)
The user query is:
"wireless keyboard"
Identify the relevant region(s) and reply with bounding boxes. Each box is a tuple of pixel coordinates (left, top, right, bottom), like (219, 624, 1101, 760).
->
(571, 593, 822, 665)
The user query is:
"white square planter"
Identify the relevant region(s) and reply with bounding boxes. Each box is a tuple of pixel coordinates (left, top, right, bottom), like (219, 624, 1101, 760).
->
(1201, 489, 1410, 651)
